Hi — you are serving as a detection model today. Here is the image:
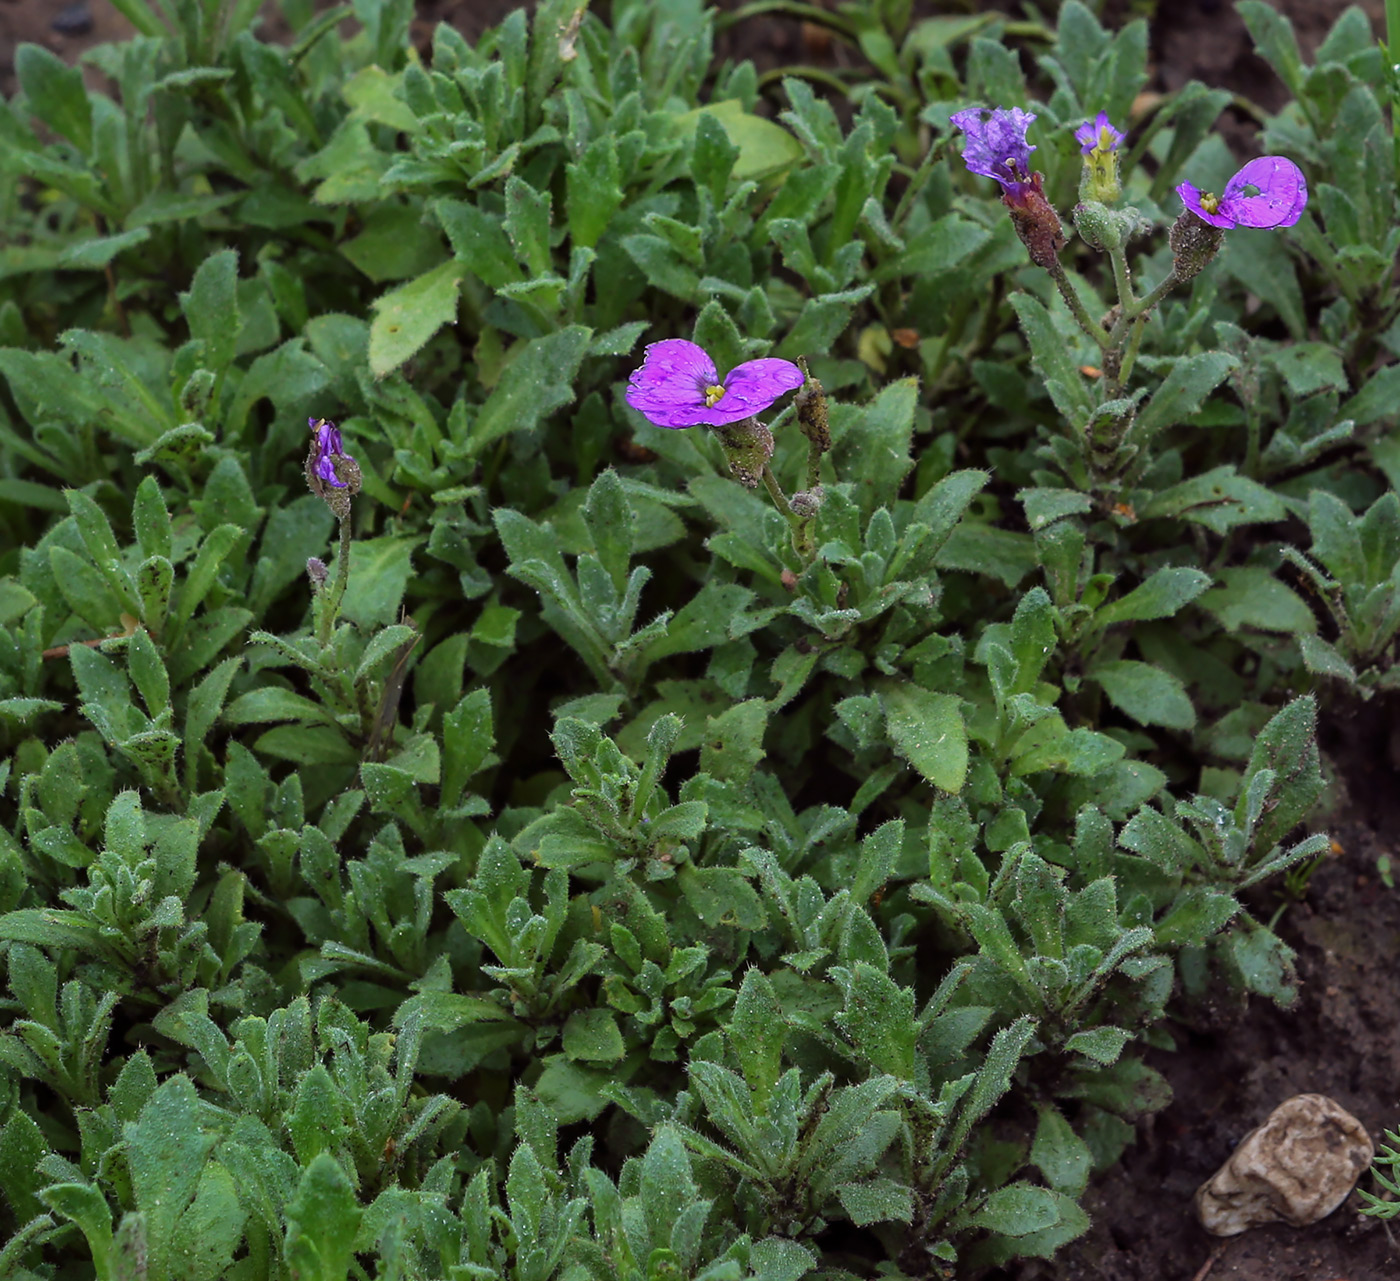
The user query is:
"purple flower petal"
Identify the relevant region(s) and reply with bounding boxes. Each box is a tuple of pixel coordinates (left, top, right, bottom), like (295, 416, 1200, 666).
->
(312, 420, 349, 487)
(1219, 155, 1307, 229)
(1177, 157, 1307, 231)
(624, 340, 802, 429)
(951, 106, 1037, 193)
(624, 339, 719, 428)
(1074, 110, 1125, 155)
(700, 358, 805, 426)
(1175, 179, 1237, 230)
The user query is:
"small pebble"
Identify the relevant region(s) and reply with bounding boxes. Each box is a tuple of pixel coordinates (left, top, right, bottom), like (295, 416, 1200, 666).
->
(1195, 1093, 1373, 1236)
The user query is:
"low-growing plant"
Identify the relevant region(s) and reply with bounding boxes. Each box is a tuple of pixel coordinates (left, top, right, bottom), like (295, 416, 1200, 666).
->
(0, 0, 1394, 1277)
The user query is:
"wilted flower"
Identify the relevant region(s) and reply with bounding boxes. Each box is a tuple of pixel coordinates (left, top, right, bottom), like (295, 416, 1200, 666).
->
(305, 417, 361, 518)
(310, 418, 352, 487)
(1074, 111, 1125, 156)
(1176, 156, 1308, 230)
(950, 106, 1038, 196)
(625, 340, 803, 429)
(951, 105, 1066, 269)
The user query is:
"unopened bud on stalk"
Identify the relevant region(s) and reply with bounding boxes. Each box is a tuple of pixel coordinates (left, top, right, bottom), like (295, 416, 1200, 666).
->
(713, 418, 774, 490)
(794, 361, 831, 453)
(1168, 211, 1225, 284)
(1075, 111, 1126, 205)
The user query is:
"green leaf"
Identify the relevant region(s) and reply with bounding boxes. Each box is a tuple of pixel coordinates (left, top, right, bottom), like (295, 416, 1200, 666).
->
(470, 326, 591, 451)
(125, 1077, 217, 1279)
(566, 135, 624, 250)
(41, 1182, 113, 1274)
(699, 699, 769, 785)
(1094, 566, 1212, 626)
(368, 260, 465, 378)
(1031, 1105, 1092, 1196)
(171, 1162, 245, 1281)
(1012, 725, 1125, 777)
(341, 205, 444, 283)
(1063, 1025, 1132, 1065)
(970, 1183, 1061, 1236)
(1141, 466, 1287, 534)
(1199, 568, 1317, 634)
(180, 250, 241, 377)
(846, 379, 918, 514)
(436, 198, 524, 288)
(339, 536, 420, 628)
(1090, 660, 1195, 730)
(729, 969, 785, 1104)
(1225, 916, 1297, 1006)
(1238, 0, 1305, 97)
(679, 100, 804, 183)
(676, 866, 766, 930)
(936, 524, 1037, 587)
(881, 683, 968, 793)
(837, 1176, 914, 1227)
(132, 476, 172, 562)
(1297, 633, 1357, 683)
(284, 1152, 362, 1281)
(833, 962, 916, 1081)
(562, 1009, 625, 1063)
(1009, 294, 1093, 427)
(16, 43, 93, 153)
(58, 228, 153, 270)
(1132, 351, 1238, 440)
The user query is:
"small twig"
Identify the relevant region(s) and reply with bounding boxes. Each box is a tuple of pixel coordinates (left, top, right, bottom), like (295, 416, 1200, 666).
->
(42, 616, 140, 659)
(1190, 1240, 1229, 1281)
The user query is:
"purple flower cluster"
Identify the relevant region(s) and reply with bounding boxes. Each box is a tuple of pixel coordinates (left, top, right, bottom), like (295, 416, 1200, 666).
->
(949, 106, 1039, 197)
(1177, 156, 1307, 230)
(625, 340, 804, 429)
(310, 418, 352, 488)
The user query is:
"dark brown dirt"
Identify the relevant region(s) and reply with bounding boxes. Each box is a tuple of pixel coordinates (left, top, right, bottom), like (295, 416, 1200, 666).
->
(1002, 692, 1400, 1281)
(4, 2, 1399, 1279)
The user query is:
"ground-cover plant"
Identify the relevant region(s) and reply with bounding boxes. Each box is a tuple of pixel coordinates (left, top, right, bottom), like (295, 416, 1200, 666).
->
(0, 0, 1395, 1277)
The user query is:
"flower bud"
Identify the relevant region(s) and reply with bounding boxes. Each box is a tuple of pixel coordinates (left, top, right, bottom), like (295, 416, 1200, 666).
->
(1168, 210, 1225, 283)
(307, 557, 328, 586)
(1074, 113, 1126, 205)
(789, 486, 825, 518)
(794, 363, 831, 453)
(713, 418, 774, 489)
(1003, 174, 1067, 270)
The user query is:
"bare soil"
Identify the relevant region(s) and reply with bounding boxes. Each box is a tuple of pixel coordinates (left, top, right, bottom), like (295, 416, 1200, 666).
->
(1004, 694, 1400, 1281)
(3, 1, 1398, 1279)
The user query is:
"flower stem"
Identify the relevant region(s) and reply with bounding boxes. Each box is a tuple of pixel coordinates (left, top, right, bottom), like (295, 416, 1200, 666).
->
(893, 138, 941, 230)
(761, 464, 817, 564)
(1128, 269, 1181, 319)
(1112, 315, 1148, 396)
(1107, 242, 1135, 310)
(1047, 261, 1111, 351)
(318, 516, 353, 651)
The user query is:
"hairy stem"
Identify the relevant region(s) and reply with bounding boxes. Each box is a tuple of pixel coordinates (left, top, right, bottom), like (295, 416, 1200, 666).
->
(318, 516, 353, 650)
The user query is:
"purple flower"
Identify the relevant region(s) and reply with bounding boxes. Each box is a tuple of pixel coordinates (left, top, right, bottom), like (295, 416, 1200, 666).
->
(950, 106, 1038, 195)
(1175, 156, 1308, 230)
(310, 417, 353, 488)
(1075, 111, 1125, 155)
(625, 340, 804, 429)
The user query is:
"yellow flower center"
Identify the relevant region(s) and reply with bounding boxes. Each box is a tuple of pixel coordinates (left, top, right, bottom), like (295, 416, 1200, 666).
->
(1200, 191, 1221, 214)
(704, 383, 726, 407)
